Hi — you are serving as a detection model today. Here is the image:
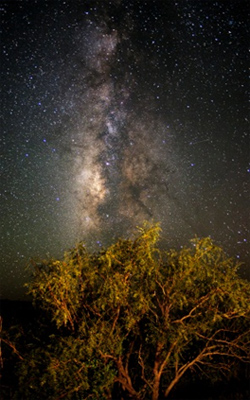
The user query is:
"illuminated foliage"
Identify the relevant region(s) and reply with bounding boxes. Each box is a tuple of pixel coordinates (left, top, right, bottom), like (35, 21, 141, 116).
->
(4, 224, 250, 399)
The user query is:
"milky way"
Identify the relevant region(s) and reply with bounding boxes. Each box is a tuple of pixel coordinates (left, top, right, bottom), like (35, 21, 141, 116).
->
(55, 14, 181, 241)
(1, 0, 249, 299)
(63, 12, 192, 241)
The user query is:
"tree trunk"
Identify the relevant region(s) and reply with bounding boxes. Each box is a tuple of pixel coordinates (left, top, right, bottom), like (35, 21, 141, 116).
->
(152, 342, 164, 400)
(152, 376, 160, 400)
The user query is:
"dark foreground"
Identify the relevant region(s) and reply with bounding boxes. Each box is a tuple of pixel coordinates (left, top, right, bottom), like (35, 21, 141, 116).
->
(0, 299, 249, 400)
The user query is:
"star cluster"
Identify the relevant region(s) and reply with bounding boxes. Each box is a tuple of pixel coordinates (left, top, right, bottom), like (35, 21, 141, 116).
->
(1, 0, 249, 299)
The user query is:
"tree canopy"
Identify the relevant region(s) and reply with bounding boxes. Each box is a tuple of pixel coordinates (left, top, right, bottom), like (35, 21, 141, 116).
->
(2, 223, 250, 399)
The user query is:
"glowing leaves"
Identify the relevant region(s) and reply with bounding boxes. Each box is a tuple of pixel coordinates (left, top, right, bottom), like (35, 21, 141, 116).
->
(25, 243, 89, 330)
(18, 224, 250, 399)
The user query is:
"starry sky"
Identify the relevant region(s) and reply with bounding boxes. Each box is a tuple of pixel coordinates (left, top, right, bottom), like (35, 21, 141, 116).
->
(1, 0, 249, 300)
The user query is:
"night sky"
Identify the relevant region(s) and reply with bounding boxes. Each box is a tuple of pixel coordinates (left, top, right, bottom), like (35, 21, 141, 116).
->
(1, 0, 249, 300)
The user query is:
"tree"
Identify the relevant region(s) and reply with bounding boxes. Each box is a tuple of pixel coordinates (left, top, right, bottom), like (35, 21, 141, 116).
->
(4, 224, 250, 399)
